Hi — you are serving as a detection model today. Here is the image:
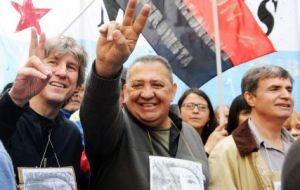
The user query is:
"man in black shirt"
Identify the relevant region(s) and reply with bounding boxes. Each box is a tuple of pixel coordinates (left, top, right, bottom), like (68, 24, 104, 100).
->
(0, 28, 87, 184)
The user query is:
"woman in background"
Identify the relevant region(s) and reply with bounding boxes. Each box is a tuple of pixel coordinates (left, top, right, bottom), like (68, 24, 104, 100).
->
(283, 111, 300, 139)
(178, 88, 228, 155)
(227, 95, 251, 134)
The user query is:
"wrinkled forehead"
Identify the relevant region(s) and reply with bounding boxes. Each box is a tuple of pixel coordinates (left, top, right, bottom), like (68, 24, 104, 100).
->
(257, 77, 293, 87)
(127, 61, 172, 82)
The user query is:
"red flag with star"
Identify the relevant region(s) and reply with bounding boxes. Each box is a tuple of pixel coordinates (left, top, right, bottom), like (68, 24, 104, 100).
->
(11, 0, 50, 34)
(0, 0, 102, 89)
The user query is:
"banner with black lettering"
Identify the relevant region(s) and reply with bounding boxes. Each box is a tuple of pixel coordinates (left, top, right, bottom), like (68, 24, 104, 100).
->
(110, 0, 275, 87)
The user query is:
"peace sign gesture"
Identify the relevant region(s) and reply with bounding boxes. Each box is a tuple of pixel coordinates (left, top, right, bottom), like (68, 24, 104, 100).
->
(9, 28, 52, 107)
(95, 0, 150, 77)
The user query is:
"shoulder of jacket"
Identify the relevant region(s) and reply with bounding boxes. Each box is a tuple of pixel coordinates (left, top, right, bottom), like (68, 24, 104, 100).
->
(210, 136, 238, 157)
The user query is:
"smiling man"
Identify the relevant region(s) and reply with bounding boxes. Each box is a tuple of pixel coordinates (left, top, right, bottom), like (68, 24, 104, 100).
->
(80, 0, 209, 189)
(0, 28, 87, 185)
(208, 65, 295, 190)
(124, 56, 176, 128)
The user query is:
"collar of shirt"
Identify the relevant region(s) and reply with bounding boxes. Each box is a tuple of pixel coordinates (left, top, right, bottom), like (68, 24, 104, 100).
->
(248, 118, 294, 153)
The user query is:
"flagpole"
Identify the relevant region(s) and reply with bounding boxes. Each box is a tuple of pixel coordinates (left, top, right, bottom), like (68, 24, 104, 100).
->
(211, 0, 225, 124)
(59, 0, 97, 36)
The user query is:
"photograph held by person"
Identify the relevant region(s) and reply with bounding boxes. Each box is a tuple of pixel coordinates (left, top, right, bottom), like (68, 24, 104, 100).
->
(178, 88, 228, 155)
(0, 28, 87, 185)
(80, 0, 209, 189)
(209, 65, 295, 190)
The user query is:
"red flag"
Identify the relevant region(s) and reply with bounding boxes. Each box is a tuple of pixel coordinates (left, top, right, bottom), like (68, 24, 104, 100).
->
(0, 0, 101, 89)
(111, 0, 275, 87)
(11, 0, 51, 34)
(182, 0, 275, 65)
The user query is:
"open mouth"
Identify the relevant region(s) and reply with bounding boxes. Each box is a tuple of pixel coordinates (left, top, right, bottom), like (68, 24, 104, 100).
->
(49, 81, 66, 88)
(276, 103, 291, 108)
(275, 103, 292, 111)
(140, 103, 157, 108)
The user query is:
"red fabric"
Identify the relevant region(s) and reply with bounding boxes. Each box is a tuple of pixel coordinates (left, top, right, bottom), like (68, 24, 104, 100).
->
(11, 0, 50, 34)
(80, 150, 90, 175)
(182, 0, 275, 65)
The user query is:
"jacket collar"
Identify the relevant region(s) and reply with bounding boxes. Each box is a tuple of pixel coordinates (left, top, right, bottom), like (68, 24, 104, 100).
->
(123, 105, 182, 157)
(232, 119, 259, 157)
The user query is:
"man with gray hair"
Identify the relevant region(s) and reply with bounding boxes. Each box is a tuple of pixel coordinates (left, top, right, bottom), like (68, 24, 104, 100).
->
(208, 65, 294, 190)
(0, 28, 87, 184)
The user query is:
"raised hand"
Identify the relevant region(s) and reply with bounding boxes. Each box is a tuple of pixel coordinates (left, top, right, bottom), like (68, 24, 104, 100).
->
(95, 0, 150, 77)
(9, 28, 52, 107)
(204, 123, 228, 155)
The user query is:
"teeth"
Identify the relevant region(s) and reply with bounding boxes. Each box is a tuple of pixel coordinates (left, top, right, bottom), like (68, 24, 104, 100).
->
(50, 82, 65, 88)
(277, 105, 290, 108)
(277, 104, 289, 107)
(141, 103, 154, 107)
(70, 99, 80, 103)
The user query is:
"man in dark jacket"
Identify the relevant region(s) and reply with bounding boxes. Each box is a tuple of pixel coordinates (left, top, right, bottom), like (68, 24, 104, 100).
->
(282, 138, 300, 190)
(80, 0, 209, 189)
(0, 28, 87, 184)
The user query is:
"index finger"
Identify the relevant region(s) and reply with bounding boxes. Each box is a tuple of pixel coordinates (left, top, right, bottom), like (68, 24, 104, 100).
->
(29, 28, 38, 57)
(122, 0, 137, 26)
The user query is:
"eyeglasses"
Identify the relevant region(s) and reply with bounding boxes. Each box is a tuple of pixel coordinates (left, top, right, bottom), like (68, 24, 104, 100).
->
(182, 103, 208, 111)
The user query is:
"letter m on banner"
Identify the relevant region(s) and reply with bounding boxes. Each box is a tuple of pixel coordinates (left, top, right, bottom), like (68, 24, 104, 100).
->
(108, 0, 275, 87)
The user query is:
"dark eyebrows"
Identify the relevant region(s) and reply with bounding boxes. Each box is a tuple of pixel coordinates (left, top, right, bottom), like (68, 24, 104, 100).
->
(267, 84, 293, 90)
(286, 86, 293, 91)
(151, 80, 164, 84)
(267, 84, 280, 89)
(68, 61, 79, 67)
(130, 79, 164, 83)
(130, 79, 144, 83)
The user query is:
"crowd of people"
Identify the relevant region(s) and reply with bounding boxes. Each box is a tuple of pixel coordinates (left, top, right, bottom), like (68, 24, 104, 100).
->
(0, 0, 300, 189)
